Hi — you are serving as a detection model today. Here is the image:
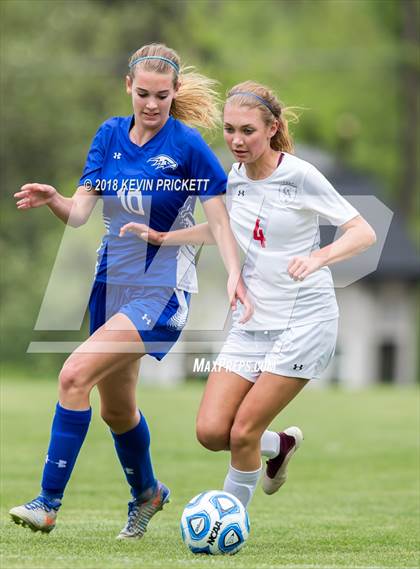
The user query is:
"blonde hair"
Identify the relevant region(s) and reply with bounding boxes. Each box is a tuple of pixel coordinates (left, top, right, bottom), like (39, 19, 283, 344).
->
(128, 43, 221, 131)
(226, 81, 299, 153)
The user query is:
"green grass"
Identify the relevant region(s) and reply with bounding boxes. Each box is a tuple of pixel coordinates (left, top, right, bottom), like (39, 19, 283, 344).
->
(1, 378, 419, 569)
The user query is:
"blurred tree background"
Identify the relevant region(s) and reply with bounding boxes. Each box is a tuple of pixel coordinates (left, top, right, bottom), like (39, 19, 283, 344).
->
(0, 0, 418, 375)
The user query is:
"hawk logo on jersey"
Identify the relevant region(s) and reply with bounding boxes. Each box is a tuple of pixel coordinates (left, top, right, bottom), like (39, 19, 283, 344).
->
(253, 218, 266, 248)
(147, 154, 178, 171)
(278, 182, 297, 204)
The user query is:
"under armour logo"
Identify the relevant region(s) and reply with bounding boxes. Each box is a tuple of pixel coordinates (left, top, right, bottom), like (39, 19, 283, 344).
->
(46, 455, 67, 468)
(142, 313, 151, 326)
(113, 152, 122, 159)
(253, 218, 266, 248)
(237, 189, 245, 196)
(293, 364, 304, 370)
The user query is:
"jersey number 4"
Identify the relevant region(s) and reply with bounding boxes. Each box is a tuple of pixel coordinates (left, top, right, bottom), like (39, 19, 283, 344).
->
(253, 218, 266, 248)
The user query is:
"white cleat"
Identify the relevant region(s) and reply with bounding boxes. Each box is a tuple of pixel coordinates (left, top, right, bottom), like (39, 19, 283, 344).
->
(9, 496, 60, 533)
(262, 426, 303, 495)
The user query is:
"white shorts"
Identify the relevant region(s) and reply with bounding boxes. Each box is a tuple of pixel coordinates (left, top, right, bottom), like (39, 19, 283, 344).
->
(214, 319, 338, 383)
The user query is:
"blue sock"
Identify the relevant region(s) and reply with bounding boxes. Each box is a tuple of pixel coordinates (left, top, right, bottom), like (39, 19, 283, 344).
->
(111, 413, 157, 499)
(41, 402, 92, 502)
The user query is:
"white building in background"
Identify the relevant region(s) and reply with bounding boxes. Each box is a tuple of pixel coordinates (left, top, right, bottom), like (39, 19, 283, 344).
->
(141, 147, 419, 387)
(308, 146, 419, 388)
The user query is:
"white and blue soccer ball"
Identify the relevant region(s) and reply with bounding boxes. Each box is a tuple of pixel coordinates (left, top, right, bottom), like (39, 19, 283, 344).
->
(180, 490, 250, 555)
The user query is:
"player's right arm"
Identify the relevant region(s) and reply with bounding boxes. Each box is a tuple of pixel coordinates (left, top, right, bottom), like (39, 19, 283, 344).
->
(14, 183, 99, 227)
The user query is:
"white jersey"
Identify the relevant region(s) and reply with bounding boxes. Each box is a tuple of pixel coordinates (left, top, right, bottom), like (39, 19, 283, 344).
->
(227, 152, 359, 330)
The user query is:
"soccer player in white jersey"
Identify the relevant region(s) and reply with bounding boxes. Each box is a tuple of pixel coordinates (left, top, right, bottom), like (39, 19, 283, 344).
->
(128, 80, 376, 510)
(10, 44, 251, 538)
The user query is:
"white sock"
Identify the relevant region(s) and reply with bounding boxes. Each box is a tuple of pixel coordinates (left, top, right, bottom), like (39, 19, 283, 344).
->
(223, 463, 262, 509)
(260, 430, 280, 459)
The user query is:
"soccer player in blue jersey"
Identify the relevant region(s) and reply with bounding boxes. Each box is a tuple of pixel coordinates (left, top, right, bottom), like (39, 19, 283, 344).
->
(127, 80, 377, 512)
(10, 43, 251, 538)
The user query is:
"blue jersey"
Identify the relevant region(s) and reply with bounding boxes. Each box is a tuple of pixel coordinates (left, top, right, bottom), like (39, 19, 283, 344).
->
(79, 116, 226, 291)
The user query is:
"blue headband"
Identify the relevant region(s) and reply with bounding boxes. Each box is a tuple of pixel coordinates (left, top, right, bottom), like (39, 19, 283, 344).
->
(228, 91, 277, 115)
(129, 55, 179, 74)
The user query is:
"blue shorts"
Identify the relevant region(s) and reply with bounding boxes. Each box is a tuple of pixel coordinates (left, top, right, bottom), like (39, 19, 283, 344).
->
(88, 281, 191, 360)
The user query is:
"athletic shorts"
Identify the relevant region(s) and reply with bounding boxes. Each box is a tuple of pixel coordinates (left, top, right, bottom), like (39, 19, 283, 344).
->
(214, 318, 338, 382)
(88, 281, 190, 360)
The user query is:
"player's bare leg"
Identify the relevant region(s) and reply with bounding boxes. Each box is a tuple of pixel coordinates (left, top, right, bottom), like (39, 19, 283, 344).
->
(58, 313, 144, 410)
(230, 373, 307, 470)
(97, 358, 141, 434)
(223, 373, 307, 507)
(196, 368, 253, 452)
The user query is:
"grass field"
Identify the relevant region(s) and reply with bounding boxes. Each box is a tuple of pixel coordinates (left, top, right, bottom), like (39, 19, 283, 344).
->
(1, 377, 418, 569)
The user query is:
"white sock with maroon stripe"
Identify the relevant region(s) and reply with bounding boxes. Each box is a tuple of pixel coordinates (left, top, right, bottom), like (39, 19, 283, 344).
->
(223, 463, 262, 509)
(260, 430, 280, 459)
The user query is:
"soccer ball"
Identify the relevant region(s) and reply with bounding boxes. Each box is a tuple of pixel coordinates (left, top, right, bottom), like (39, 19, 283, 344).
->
(180, 490, 250, 555)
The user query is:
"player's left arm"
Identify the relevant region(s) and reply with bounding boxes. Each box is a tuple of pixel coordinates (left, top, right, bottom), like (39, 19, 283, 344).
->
(119, 221, 216, 245)
(288, 215, 376, 281)
(202, 195, 253, 322)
